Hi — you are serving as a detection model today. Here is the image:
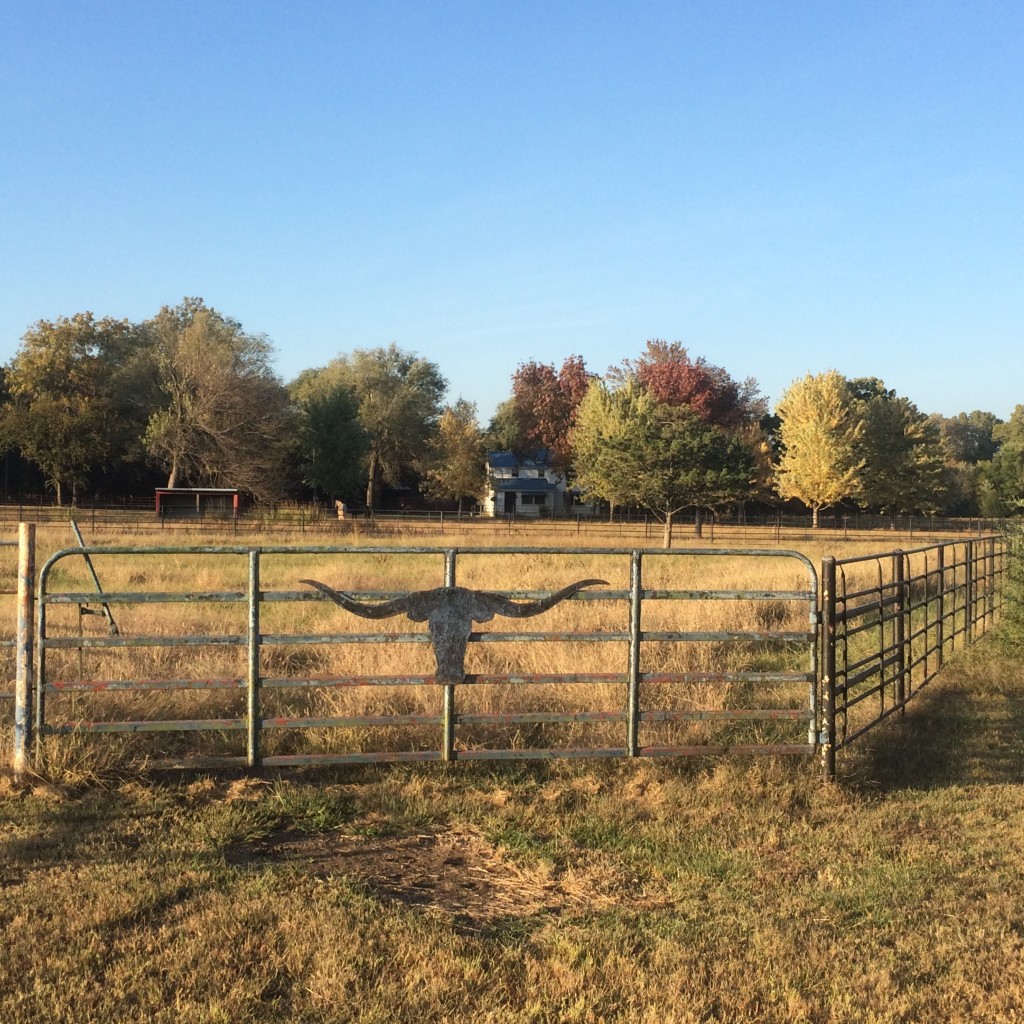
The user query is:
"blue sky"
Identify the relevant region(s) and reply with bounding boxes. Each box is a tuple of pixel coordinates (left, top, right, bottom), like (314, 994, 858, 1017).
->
(2, 1, 1021, 423)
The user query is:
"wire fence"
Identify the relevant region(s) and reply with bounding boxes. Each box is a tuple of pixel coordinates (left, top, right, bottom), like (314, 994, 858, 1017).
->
(0, 499, 1004, 546)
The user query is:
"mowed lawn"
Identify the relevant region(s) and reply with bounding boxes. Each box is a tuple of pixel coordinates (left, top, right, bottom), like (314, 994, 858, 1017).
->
(2, 634, 1023, 1024)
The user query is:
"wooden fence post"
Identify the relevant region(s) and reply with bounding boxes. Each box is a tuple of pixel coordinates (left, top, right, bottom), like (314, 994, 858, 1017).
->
(13, 523, 35, 778)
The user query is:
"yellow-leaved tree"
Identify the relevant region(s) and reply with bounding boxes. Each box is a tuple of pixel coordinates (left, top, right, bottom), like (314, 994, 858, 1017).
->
(775, 370, 863, 527)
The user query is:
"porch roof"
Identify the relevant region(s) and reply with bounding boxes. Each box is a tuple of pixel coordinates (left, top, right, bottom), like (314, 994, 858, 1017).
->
(493, 478, 558, 494)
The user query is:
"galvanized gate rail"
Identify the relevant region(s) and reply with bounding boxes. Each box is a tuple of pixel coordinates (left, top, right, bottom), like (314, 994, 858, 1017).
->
(26, 544, 820, 770)
(820, 537, 1005, 776)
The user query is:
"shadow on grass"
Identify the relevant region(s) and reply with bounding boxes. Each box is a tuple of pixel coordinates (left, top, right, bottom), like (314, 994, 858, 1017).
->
(839, 647, 1024, 792)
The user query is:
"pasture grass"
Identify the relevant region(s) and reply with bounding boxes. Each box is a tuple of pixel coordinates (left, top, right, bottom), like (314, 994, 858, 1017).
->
(1, 523, 1018, 1022)
(2, 642, 1023, 1023)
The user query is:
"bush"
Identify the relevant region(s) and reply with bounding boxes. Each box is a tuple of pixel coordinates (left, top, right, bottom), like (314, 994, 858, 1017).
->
(999, 514, 1024, 650)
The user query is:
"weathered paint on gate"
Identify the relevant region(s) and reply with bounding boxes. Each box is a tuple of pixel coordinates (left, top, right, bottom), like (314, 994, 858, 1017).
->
(28, 544, 820, 770)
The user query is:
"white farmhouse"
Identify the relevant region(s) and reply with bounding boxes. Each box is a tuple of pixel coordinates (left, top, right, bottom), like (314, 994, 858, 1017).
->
(481, 450, 569, 518)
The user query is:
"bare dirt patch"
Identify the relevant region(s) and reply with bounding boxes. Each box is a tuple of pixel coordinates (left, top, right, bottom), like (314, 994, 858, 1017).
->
(224, 825, 629, 931)
(225, 827, 558, 927)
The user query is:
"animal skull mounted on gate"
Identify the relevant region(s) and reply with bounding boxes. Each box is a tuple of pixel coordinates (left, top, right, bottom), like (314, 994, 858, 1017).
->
(300, 578, 607, 684)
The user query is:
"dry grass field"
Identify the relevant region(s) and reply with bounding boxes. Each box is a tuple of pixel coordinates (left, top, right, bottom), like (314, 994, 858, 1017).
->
(1, 523, 1020, 1022)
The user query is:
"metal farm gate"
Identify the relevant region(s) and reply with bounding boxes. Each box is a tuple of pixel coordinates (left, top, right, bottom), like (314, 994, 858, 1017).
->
(18, 543, 820, 771)
(820, 537, 1006, 776)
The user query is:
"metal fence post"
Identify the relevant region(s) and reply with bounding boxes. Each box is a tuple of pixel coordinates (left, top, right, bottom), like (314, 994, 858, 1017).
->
(986, 537, 996, 630)
(13, 523, 35, 777)
(247, 549, 261, 769)
(936, 544, 945, 669)
(441, 549, 457, 762)
(626, 550, 642, 757)
(893, 551, 907, 711)
(965, 540, 975, 644)
(821, 556, 837, 779)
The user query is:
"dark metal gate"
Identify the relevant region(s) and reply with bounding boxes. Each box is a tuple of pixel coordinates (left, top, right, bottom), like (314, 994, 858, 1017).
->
(820, 537, 1006, 776)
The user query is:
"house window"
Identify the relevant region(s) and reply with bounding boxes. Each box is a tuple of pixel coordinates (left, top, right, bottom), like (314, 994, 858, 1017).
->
(510, 468, 519, 477)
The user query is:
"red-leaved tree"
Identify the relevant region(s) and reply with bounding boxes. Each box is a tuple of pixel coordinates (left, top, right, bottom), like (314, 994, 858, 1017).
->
(613, 340, 760, 428)
(509, 355, 594, 463)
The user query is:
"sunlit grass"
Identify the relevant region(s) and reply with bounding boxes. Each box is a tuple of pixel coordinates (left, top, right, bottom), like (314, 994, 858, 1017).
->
(2, 640, 1023, 1022)
(0, 520, 1014, 1022)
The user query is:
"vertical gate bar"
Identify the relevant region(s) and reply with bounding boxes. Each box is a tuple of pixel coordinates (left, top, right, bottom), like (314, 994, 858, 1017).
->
(33, 537, 48, 769)
(936, 544, 945, 669)
(986, 537, 996, 630)
(808, 564, 820, 748)
(13, 523, 35, 777)
(893, 552, 906, 711)
(441, 550, 457, 762)
(626, 550, 642, 757)
(922, 550, 931, 680)
(965, 540, 974, 644)
(875, 559, 885, 717)
(821, 556, 837, 779)
(247, 549, 261, 769)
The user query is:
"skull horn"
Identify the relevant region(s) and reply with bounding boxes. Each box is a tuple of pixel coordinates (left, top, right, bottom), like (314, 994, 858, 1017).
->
(299, 579, 422, 619)
(474, 578, 607, 618)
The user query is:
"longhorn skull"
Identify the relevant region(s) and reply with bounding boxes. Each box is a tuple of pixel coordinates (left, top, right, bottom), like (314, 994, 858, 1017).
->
(300, 578, 607, 683)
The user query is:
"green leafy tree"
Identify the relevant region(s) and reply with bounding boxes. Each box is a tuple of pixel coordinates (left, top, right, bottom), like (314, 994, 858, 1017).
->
(420, 399, 486, 512)
(925, 410, 1003, 516)
(979, 405, 1024, 516)
(570, 379, 646, 520)
(288, 369, 368, 501)
(328, 344, 447, 510)
(935, 410, 1002, 464)
(142, 298, 291, 500)
(0, 313, 138, 504)
(851, 379, 947, 517)
(484, 398, 528, 453)
(774, 371, 863, 526)
(573, 381, 754, 547)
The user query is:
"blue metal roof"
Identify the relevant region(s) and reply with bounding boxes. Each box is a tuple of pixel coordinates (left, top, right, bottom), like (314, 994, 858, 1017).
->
(486, 449, 552, 469)
(493, 478, 557, 494)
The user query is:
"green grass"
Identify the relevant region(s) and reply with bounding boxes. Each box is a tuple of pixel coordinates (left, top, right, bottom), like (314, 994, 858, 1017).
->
(3, 638, 1024, 1023)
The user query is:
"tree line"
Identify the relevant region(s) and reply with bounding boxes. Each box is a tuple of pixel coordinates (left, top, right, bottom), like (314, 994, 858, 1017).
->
(1, 300, 1021, 538)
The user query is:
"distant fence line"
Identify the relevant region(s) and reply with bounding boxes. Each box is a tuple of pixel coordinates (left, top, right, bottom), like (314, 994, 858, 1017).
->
(0, 500, 1005, 545)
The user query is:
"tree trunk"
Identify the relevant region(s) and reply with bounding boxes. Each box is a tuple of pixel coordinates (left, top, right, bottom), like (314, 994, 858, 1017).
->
(54, 479, 63, 506)
(663, 510, 674, 549)
(167, 461, 179, 489)
(365, 450, 378, 511)
(812, 505, 820, 528)
(694, 507, 703, 539)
